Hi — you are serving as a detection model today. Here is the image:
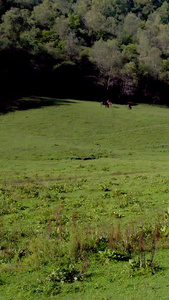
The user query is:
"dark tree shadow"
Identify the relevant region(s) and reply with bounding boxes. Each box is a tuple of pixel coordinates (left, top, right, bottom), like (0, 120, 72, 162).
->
(0, 96, 76, 113)
(16, 96, 76, 110)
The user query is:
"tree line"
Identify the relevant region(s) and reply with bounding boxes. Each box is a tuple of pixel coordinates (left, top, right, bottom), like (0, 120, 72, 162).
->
(1, 0, 169, 104)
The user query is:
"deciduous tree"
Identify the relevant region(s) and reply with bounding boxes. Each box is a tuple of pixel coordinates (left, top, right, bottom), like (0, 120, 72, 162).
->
(90, 38, 122, 91)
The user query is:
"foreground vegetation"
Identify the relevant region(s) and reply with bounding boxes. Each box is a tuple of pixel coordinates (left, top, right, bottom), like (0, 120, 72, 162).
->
(1, 98, 169, 299)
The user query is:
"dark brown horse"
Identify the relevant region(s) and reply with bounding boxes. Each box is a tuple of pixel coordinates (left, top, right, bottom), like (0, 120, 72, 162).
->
(127, 103, 132, 109)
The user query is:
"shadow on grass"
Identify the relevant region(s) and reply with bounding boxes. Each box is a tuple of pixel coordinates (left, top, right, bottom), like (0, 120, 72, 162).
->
(0, 96, 76, 113)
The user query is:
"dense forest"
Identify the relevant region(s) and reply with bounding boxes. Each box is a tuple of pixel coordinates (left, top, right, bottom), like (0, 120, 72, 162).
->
(1, 0, 169, 104)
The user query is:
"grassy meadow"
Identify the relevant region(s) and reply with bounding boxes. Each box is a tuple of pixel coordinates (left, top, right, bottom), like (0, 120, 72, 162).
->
(1, 98, 169, 299)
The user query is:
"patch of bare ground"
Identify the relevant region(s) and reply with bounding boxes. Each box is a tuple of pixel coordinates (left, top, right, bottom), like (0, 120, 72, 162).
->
(2, 171, 148, 186)
(2, 176, 78, 186)
(111, 170, 147, 176)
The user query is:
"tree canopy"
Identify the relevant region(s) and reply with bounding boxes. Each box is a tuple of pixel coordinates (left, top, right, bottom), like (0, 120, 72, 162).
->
(1, 0, 169, 103)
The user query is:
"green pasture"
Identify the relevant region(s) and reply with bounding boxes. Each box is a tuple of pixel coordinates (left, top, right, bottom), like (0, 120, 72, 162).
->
(1, 98, 169, 299)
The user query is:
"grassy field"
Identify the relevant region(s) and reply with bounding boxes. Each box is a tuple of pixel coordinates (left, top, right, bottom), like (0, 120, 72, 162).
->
(1, 98, 169, 299)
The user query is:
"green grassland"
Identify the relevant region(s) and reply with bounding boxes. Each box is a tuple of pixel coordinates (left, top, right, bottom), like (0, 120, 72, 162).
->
(1, 98, 169, 299)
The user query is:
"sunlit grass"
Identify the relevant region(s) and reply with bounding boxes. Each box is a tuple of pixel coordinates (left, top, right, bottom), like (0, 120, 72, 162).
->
(1, 98, 169, 299)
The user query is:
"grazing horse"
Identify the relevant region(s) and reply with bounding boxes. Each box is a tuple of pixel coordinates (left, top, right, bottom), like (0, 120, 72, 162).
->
(101, 100, 112, 108)
(107, 100, 112, 107)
